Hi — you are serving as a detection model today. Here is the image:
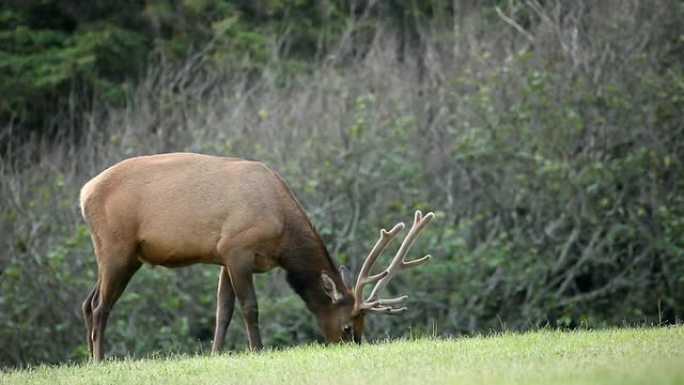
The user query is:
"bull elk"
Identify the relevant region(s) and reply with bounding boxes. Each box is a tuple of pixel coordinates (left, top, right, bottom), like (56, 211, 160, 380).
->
(79, 153, 434, 361)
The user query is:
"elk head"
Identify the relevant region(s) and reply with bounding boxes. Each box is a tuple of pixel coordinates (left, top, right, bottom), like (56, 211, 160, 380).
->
(317, 210, 434, 343)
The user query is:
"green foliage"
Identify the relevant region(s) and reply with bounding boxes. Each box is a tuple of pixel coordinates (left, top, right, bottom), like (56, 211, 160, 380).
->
(0, 2, 150, 132)
(0, 0, 352, 136)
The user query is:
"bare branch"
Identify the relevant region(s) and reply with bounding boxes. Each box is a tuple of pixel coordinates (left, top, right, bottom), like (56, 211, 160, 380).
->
(495, 6, 534, 42)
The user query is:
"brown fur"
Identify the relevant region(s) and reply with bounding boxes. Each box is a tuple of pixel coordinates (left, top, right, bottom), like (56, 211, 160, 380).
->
(80, 153, 361, 361)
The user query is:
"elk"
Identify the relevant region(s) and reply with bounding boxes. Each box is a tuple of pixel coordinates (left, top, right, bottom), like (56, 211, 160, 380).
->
(79, 152, 434, 361)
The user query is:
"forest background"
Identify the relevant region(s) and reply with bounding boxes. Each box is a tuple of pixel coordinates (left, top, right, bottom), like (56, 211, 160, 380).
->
(0, 0, 682, 367)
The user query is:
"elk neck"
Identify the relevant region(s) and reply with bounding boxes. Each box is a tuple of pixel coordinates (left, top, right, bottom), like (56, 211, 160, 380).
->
(277, 213, 352, 314)
(267, 169, 352, 313)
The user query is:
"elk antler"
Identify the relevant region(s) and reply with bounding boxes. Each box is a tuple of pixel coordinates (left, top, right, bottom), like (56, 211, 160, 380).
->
(352, 210, 434, 316)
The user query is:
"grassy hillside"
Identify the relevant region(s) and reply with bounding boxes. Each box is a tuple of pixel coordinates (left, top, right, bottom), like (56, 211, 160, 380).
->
(2, 327, 682, 385)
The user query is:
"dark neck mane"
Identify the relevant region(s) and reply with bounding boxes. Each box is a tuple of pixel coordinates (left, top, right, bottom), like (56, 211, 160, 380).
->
(270, 170, 350, 312)
(281, 220, 349, 313)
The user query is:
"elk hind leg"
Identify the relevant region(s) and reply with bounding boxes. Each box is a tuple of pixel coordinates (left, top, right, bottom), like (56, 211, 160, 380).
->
(81, 283, 99, 356)
(91, 254, 141, 362)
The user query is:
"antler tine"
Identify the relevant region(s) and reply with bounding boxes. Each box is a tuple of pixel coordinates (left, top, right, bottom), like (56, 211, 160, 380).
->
(352, 222, 405, 314)
(363, 210, 434, 312)
(366, 306, 407, 314)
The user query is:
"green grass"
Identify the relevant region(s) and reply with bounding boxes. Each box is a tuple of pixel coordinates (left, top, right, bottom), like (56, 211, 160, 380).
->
(2, 326, 683, 385)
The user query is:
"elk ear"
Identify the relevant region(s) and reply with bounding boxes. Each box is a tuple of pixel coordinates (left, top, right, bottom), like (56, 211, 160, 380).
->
(321, 272, 344, 304)
(339, 265, 353, 288)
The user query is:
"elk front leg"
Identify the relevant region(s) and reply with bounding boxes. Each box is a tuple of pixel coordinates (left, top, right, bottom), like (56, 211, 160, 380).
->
(212, 266, 236, 354)
(225, 250, 263, 351)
